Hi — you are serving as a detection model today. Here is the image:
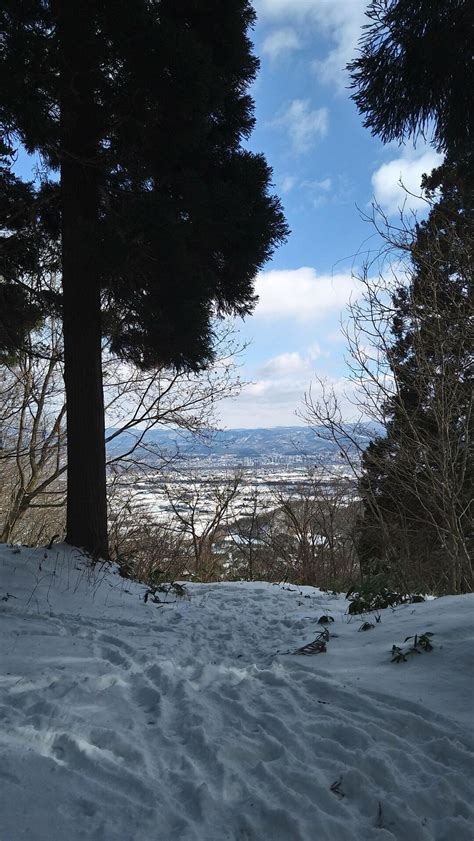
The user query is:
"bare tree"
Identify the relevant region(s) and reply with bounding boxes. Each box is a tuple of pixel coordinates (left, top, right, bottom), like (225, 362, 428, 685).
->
(0, 321, 66, 544)
(162, 470, 242, 579)
(227, 483, 266, 580)
(266, 472, 359, 588)
(104, 325, 243, 471)
(302, 196, 473, 593)
(107, 477, 188, 585)
(0, 321, 246, 547)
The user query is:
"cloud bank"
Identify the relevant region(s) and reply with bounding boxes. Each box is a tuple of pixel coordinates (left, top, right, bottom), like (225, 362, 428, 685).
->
(255, 0, 367, 90)
(262, 27, 301, 60)
(254, 267, 360, 321)
(371, 149, 444, 215)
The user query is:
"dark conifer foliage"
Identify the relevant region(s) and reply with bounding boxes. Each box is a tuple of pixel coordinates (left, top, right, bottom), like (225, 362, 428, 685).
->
(0, 142, 53, 360)
(357, 170, 473, 590)
(350, 0, 473, 592)
(0, 1, 288, 555)
(348, 0, 473, 155)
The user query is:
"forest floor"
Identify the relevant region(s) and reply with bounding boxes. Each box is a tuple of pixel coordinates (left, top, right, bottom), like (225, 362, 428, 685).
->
(1, 543, 473, 841)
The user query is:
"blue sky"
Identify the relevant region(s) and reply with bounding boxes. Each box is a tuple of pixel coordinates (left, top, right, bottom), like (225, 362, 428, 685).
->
(12, 1, 442, 430)
(217, 0, 442, 428)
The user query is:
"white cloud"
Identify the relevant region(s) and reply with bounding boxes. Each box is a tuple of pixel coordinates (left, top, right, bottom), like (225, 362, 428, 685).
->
(254, 0, 367, 90)
(258, 344, 328, 379)
(259, 351, 311, 378)
(302, 177, 332, 193)
(310, 6, 365, 90)
(316, 177, 331, 192)
(219, 343, 332, 426)
(307, 342, 326, 360)
(217, 371, 357, 428)
(262, 27, 301, 60)
(371, 149, 444, 216)
(271, 99, 328, 154)
(280, 175, 332, 203)
(255, 0, 322, 12)
(219, 371, 309, 427)
(254, 267, 360, 321)
(280, 174, 298, 193)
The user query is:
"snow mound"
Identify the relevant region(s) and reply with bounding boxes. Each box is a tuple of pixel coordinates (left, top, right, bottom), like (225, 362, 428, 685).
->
(1, 544, 473, 841)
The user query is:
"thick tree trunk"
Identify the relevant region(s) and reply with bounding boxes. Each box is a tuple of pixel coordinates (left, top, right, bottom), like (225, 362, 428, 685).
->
(58, 2, 108, 558)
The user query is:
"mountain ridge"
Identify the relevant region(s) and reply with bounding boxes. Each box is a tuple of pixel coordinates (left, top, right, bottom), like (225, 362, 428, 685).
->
(107, 423, 380, 461)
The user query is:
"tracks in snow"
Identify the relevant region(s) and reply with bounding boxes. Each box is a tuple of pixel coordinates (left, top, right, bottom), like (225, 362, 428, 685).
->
(1, 583, 473, 841)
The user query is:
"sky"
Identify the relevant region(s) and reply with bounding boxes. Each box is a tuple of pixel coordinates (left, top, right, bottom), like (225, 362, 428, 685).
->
(216, 0, 443, 428)
(11, 1, 442, 431)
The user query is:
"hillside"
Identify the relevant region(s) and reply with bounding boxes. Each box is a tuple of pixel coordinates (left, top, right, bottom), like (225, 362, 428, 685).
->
(107, 424, 380, 464)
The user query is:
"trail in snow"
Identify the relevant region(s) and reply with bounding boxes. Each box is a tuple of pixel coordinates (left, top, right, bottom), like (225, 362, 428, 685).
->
(1, 545, 473, 841)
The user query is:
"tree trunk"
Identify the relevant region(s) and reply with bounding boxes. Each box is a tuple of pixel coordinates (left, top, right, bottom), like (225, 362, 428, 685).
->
(58, 1, 108, 558)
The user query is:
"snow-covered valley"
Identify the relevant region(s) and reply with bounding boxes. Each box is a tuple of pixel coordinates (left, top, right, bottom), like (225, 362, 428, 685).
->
(1, 544, 473, 841)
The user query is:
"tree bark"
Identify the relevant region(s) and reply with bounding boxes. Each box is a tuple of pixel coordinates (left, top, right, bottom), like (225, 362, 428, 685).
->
(58, 1, 108, 558)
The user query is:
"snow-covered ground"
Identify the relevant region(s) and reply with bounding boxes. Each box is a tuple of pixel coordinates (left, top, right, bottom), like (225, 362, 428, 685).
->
(114, 466, 322, 525)
(1, 544, 473, 841)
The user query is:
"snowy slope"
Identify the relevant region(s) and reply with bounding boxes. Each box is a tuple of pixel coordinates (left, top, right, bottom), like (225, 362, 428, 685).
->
(1, 544, 473, 841)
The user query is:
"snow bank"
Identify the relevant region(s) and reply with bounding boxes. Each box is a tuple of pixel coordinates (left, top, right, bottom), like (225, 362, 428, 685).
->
(1, 544, 473, 841)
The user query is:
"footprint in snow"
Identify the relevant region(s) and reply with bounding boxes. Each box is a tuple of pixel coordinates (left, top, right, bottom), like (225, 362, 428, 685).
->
(133, 685, 161, 714)
(99, 646, 130, 668)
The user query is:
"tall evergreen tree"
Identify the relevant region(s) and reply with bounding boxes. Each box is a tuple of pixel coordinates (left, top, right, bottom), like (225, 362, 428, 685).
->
(348, 0, 473, 157)
(357, 171, 473, 590)
(0, 1, 288, 556)
(349, 0, 473, 591)
(0, 142, 49, 359)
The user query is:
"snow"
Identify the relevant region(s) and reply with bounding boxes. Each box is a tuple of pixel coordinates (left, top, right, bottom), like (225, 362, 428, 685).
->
(1, 544, 473, 841)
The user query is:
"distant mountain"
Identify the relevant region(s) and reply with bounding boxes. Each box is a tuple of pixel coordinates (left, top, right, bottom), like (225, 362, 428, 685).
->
(107, 424, 380, 463)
